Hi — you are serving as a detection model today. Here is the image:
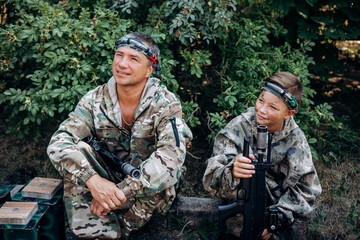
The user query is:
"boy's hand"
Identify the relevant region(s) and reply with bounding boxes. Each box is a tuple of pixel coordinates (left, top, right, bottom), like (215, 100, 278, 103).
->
(261, 229, 272, 240)
(232, 154, 255, 178)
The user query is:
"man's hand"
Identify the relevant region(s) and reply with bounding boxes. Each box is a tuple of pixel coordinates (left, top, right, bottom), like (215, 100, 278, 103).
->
(90, 199, 109, 218)
(232, 154, 255, 178)
(86, 174, 126, 216)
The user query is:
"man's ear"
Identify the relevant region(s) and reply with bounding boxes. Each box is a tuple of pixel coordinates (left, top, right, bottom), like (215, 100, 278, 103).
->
(145, 65, 153, 78)
(284, 109, 296, 120)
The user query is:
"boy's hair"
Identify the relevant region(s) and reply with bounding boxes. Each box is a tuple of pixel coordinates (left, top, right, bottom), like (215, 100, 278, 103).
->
(267, 72, 303, 104)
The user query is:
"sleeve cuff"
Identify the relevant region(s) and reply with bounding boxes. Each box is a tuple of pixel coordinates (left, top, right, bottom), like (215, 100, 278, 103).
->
(116, 176, 143, 199)
(222, 159, 241, 190)
(78, 167, 98, 186)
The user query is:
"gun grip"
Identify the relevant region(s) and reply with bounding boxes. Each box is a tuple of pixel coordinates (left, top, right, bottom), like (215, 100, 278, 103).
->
(243, 137, 250, 158)
(218, 201, 244, 225)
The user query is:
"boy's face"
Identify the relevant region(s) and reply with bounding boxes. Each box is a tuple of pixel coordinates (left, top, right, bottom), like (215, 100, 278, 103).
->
(255, 90, 295, 133)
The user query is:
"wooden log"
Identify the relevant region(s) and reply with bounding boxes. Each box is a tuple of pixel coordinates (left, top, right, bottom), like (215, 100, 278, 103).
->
(0, 201, 38, 225)
(21, 177, 62, 200)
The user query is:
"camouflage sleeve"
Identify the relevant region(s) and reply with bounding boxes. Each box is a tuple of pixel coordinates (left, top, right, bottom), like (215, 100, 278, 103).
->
(47, 91, 97, 186)
(202, 116, 250, 199)
(273, 133, 322, 223)
(120, 100, 193, 198)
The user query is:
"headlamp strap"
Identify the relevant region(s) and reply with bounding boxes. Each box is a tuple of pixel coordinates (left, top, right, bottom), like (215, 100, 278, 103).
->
(261, 81, 298, 109)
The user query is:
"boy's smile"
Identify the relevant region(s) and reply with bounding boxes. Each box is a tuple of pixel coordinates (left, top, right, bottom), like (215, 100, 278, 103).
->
(255, 90, 295, 133)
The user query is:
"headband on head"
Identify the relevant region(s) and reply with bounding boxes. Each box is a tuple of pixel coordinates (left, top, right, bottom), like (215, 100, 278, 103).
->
(261, 81, 298, 110)
(115, 37, 161, 77)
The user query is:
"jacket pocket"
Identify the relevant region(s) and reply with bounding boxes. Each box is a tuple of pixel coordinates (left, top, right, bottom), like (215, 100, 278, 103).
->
(95, 128, 130, 153)
(131, 124, 156, 158)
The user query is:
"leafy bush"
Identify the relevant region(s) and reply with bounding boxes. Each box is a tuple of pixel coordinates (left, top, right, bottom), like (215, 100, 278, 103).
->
(0, 0, 135, 137)
(0, 0, 352, 163)
(271, 0, 360, 79)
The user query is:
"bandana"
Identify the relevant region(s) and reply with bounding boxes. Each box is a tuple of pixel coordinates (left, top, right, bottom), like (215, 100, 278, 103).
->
(261, 81, 298, 110)
(115, 37, 161, 77)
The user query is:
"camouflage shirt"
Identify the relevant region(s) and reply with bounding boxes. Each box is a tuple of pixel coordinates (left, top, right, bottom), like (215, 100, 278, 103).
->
(48, 77, 192, 200)
(203, 107, 321, 223)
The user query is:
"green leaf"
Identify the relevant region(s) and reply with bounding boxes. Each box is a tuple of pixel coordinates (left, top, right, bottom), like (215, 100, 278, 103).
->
(23, 117, 30, 125)
(44, 52, 57, 58)
(53, 28, 63, 38)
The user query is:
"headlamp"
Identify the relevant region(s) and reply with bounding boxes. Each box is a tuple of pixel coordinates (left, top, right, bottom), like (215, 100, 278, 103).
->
(261, 81, 298, 110)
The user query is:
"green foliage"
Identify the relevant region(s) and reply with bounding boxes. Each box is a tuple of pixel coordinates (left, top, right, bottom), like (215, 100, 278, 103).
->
(208, 19, 319, 142)
(0, 0, 135, 137)
(180, 49, 212, 78)
(164, 0, 237, 45)
(271, 0, 360, 40)
(182, 101, 201, 128)
(271, 0, 360, 79)
(315, 116, 360, 163)
(0, 0, 355, 167)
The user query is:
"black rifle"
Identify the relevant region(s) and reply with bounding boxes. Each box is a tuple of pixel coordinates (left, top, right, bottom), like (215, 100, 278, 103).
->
(84, 136, 141, 179)
(218, 125, 283, 239)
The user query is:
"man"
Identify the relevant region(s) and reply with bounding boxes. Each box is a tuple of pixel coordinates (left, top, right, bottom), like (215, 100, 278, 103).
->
(47, 32, 192, 239)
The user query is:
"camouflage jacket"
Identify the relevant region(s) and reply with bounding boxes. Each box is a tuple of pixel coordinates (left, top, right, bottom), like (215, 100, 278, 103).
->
(203, 107, 321, 223)
(48, 77, 192, 200)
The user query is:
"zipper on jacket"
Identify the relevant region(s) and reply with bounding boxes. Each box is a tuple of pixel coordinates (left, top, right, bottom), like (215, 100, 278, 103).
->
(170, 117, 180, 147)
(100, 106, 128, 135)
(101, 105, 151, 145)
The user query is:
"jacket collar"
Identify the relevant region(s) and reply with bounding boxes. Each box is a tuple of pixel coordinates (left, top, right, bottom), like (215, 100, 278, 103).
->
(104, 77, 161, 126)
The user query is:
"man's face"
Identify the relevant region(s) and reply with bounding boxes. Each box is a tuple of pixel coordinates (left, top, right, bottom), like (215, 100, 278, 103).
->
(112, 46, 153, 88)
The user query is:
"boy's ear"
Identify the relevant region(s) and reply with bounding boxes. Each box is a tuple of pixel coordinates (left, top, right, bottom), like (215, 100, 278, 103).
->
(284, 109, 296, 120)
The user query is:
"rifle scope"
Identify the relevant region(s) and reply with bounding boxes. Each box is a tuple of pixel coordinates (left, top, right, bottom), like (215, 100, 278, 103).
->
(84, 136, 141, 179)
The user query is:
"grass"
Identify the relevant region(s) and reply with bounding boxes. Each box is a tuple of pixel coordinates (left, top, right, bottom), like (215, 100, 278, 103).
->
(309, 158, 360, 239)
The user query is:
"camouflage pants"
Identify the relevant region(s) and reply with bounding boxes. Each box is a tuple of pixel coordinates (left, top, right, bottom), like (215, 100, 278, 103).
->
(64, 141, 171, 239)
(225, 213, 312, 240)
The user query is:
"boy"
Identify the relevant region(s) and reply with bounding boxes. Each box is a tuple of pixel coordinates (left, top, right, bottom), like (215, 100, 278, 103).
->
(203, 72, 322, 239)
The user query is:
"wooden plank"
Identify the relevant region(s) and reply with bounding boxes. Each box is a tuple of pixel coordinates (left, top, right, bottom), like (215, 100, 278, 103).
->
(21, 177, 62, 200)
(0, 201, 38, 225)
(10, 184, 24, 198)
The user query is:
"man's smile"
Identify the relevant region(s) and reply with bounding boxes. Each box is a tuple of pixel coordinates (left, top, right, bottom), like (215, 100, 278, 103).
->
(115, 69, 131, 76)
